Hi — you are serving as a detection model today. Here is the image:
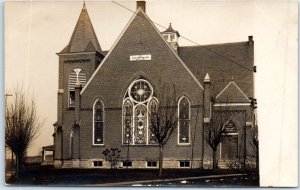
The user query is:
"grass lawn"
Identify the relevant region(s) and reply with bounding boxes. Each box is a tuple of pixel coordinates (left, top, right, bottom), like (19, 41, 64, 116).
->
(6, 165, 259, 186)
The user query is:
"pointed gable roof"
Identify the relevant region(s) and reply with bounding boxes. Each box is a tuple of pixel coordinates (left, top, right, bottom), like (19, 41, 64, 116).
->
(81, 8, 203, 95)
(216, 80, 250, 103)
(59, 3, 102, 54)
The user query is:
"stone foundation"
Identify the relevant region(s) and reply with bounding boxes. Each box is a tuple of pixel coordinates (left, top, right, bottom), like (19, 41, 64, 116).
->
(57, 159, 208, 169)
(53, 160, 62, 168)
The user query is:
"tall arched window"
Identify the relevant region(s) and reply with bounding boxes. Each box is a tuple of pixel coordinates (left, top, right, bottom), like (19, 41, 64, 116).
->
(122, 77, 158, 145)
(134, 104, 147, 144)
(178, 96, 190, 144)
(148, 98, 159, 144)
(123, 98, 133, 144)
(68, 68, 86, 107)
(93, 99, 104, 145)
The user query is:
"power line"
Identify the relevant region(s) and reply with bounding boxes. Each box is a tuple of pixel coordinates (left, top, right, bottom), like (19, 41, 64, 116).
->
(112, 1, 254, 73)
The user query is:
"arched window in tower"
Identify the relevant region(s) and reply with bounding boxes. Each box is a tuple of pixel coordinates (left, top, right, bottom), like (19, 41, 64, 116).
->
(68, 68, 87, 107)
(178, 96, 190, 144)
(122, 77, 157, 145)
(93, 99, 104, 145)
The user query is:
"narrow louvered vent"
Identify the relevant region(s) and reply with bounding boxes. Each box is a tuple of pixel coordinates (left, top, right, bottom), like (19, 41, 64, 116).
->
(68, 69, 86, 91)
(68, 69, 86, 107)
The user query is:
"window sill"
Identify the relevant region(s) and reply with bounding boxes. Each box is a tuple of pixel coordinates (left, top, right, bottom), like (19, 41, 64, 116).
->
(91, 144, 105, 147)
(177, 143, 191, 147)
(121, 144, 159, 147)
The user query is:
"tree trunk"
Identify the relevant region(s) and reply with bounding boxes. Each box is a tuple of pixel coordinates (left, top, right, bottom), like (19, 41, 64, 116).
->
(16, 155, 19, 179)
(158, 145, 163, 177)
(110, 158, 113, 170)
(11, 151, 14, 177)
(16, 154, 22, 179)
(212, 148, 217, 170)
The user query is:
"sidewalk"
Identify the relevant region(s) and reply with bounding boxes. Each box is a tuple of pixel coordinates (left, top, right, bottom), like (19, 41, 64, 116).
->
(94, 173, 248, 186)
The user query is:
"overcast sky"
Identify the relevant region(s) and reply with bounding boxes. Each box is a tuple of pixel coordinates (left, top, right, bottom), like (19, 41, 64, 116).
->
(4, 0, 297, 186)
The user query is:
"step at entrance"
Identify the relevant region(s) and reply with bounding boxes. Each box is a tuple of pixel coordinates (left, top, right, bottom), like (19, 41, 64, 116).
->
(62, 160, 73, 168)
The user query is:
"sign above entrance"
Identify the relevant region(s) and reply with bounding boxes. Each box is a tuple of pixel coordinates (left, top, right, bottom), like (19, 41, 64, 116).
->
(130, 54, 151, 61)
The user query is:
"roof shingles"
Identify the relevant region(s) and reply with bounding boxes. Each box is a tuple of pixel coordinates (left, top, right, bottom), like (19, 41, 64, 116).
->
(59, 4, 103, 54)
(178, 42, 254, 98)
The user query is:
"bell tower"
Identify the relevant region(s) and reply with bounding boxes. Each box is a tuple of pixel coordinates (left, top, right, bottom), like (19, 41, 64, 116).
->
(54, 2, 104, 161)
(57, 2, 104, 113)
(161, 23, 180, 53)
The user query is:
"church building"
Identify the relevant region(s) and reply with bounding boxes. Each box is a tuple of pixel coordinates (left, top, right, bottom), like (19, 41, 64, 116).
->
(51, 1, 257, 169)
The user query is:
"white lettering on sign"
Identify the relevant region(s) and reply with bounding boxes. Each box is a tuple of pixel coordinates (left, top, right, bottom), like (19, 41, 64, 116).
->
(130, 54, 151, 61)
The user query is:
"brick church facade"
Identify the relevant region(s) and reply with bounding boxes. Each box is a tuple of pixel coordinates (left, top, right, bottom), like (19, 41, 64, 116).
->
(51, 1, 257, 169)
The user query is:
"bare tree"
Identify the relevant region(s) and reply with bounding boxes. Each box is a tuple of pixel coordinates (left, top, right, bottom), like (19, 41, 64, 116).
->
(205, 95, 237, 170)
(206, 104, 248, 171)
(102, 148, 121, 169)
(205, 109, 229, 170)
(5, 87, 42, 178)
(149, 85, 177, 176)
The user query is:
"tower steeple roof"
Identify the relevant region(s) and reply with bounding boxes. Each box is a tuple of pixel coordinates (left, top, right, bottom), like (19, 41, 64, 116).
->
(59, 3, 102, 54)
(162, 23, 180, 37)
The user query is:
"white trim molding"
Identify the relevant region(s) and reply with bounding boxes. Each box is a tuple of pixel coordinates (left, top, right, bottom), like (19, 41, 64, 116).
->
(203, 117, 210, 123)
(92, 98, 105, 146)
(58, 89, 64, 94)
(57, 51, 98, 56)
(177, 96, 191, 145)
(214, 103, 251, 107)
(246, 122, 253, 127)
(216, 81, 250, 102)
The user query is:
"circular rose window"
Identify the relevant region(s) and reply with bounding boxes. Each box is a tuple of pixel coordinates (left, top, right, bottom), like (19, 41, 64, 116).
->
(129, 80, 153, 103)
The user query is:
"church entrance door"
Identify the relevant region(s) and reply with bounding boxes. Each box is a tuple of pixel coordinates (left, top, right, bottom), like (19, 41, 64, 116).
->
(220, 121, 239, 161)
(220, 135, 238, 161)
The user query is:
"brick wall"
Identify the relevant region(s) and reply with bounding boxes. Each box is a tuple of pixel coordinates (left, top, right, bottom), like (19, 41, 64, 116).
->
(54, 9, 255, 169)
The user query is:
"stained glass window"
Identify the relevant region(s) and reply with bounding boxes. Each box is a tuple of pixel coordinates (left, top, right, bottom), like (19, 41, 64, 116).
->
(148, 98, 159, 144)
(178, 97, 190, 144)
(122, 78, 158, 145)
(134, 104, 147, 144)
(94, 99, 104, 145)
(123, 99, 133, 144)
(129, 80, 152, 103)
